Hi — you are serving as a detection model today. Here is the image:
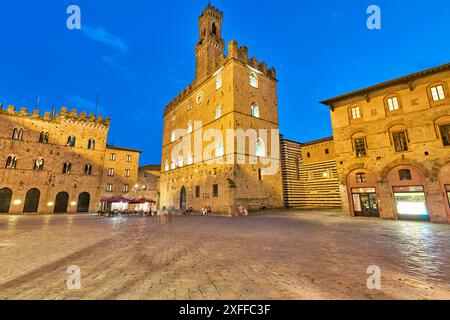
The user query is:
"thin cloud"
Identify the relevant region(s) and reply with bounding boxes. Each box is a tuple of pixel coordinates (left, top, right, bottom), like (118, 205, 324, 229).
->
(99, 55, 136, 78)
(82, 25, 129, 54)
(67, 95, 104, 115)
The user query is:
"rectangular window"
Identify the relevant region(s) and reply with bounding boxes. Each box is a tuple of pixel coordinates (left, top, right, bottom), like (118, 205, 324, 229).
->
(446, 185, 450, 207)
(354, 138, 367, 157)
(195, 186, 200, 198)
(356, 173, 367, 183)
(440, 124, 450, 146)
(126, 155, 131, 163)
(387, 97, 399, 111)
(110, 153, 116, 161)
(108, 168, 114, 176)
(106, 184, 113, 192)
(431, 85, 446, 101)
(123, 184, 129, 193)
(351, 107, 361, 119)
(392, 131, 409, 152)
(125, 169, 131, 177)
(399, 169, 412, 181)
(213, 184, 219, 197)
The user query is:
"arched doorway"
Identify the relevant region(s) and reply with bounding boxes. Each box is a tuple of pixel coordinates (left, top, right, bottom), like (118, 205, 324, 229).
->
(439, 163, 450, 219)
(54, 192, 69, 214)
(77, 192, 90, 213)
(23, 188, 40, 213)
(180, 186, 187, 210)
(347, 169, 379, 217)
(0, 188, 12, 213)
(387, 165, 430, 221)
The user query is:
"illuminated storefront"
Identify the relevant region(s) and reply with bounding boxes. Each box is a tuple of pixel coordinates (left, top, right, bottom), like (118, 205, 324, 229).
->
(393, 186, 430, 221)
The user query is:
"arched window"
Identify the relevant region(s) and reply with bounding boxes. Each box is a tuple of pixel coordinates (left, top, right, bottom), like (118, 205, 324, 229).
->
(385, 95, 401, 112)
(12, 128, 23, 140)
(6, 156, 17, 169)
(216, 75, 222, 90)
(62, 162, 72, 174)
(256, 138, 265, 157)
(428, 82, 448, 103)
(187, 121, 193, 134)
(171, 160, 176, 170)
(39, 131, 49, 143)
(187, 155, 194, 165)
(165, 160, 169, 172)
(215, 143, 224, 157)
(215, 105, 222, 119)
(249, 72, 258, 88)
(325, 149, 330, 155)
(88, 139, 95, 150)
(67, 136, 76, 147)
(85, 164, 92, 175)
(34, 158, 44, 170)
(250, 104, 260, 118)
(212, 22, 217, 35)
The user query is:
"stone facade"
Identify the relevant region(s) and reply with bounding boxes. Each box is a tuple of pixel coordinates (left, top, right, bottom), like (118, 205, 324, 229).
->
(281, 137, 341, 208)
(127, 165, 161, 205)
(321, 63, 450, 223)
(0, 105, 141, 214)
(159, 4, 284, 214)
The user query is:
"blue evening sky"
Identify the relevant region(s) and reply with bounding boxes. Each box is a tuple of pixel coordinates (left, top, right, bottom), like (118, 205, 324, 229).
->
(1, 1, 449, 165)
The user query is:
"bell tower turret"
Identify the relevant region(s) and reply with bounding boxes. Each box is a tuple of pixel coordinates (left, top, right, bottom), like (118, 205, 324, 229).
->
(195, 3, 225, 82)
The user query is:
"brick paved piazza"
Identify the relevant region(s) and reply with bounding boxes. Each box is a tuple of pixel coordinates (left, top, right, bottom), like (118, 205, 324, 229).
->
(1, 210, 450, 300)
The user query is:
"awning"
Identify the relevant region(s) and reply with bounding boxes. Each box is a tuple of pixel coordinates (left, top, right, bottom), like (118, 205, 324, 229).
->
(101, 197, 132, 203)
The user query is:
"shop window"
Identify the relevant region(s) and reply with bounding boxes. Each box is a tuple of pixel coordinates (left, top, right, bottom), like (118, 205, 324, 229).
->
(399, 169, 412, 181)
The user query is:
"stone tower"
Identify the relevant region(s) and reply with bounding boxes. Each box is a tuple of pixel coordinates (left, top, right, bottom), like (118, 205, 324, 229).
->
(160, 4, 284, 215)
(195, 4, 225, 83)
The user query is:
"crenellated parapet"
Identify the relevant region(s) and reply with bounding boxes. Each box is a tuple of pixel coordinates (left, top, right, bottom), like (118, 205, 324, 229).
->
(0, 104, 110, 128)
(227, 40, 276, 79)
(200, 3, 223, 21)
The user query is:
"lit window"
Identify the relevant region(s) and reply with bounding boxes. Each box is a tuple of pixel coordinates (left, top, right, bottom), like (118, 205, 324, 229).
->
(216, 75, 222, 90)
(251, 104, 260, 118)
(392, 131, 409, 152)
(356, 173, 367, 183)
(6, 156, 17, 169)
(171, 132, 176, 143)
(125, 169, 131, 177)
(249, 72, 258, 88)
(387, 96, 400, 111)
(351, 107, 362, 120)
(34, 158, 44, 171)
(431, 85, 446, 101)
(171, 114, 176, 122)
(354, 138, 367, 157)
(85, 164, 92, 175)
(399, 169, 412, 181)
(110, 153, 116, 161)
(187, 155, 194, 165)
(440, 124, 450, 146)
(108, 168, 114, 176)
(256, 138, 265, 157)
(126, 155, 131, 163)
(106, 184, 113, 192)
(171, 161, 176, 170)
(187, 121, 193, 134)
(123, 185, 129, 193)
(62, 163, 72, 174)
(215, 105, 222, 119)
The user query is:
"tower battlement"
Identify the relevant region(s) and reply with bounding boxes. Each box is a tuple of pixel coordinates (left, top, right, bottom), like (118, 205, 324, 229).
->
(200, 3, 223, 21)
(0, 103, 110, 128)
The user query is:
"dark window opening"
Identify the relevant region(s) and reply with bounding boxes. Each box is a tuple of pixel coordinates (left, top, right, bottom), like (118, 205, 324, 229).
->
(195, 186, 200, 198)
(354, 138, 367, 157)
(393, 131, 409, 152)
(440, 124, 450, 146)
(399, 169, 412, 181)
(213, 184, 219, 197)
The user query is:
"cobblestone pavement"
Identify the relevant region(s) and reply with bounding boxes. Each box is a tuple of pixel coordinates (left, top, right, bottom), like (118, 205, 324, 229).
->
(1, 210, 450, 300)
